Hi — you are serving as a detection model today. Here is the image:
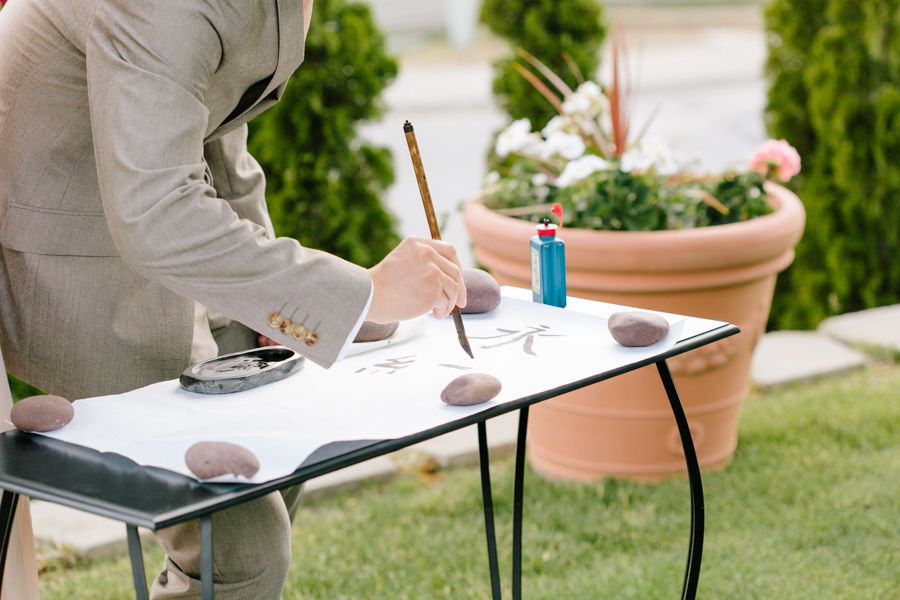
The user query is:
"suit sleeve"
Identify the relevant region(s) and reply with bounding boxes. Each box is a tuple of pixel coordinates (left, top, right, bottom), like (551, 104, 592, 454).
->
(202, 125, 276, 239)
(85, 0, 372, 368)
(202, 125, 373, 356)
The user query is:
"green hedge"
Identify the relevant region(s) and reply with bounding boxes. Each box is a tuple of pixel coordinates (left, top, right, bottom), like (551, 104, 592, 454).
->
(248, 0, 400, 269)
(480, 0, 606, 129)
(6, 374, 42, 403)
(765, 0, 900, 329)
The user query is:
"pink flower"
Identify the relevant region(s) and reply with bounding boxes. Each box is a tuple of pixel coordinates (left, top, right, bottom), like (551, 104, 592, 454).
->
(749, 139, 801, 182)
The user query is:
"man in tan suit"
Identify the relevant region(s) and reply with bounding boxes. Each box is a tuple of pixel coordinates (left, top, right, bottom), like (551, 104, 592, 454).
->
(0, 0, 467, 597)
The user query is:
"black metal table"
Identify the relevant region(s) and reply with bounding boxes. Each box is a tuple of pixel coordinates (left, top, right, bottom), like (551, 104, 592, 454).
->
(0, 324, 738, 600)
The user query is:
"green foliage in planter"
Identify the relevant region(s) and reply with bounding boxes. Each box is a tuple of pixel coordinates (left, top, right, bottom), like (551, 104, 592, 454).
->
(701, 172, 772, 225)
(248, 0, 400, 269)
(569, 168, 664, 231)
(765, 0, 900, 329)
(480, 0, 606, 128)
(481, 161, 771, 232)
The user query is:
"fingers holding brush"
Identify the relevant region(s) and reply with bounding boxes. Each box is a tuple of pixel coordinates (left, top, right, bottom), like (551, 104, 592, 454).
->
(367, 236, 467, 323)
(427, 238, 468, 316)
(432, 263, 465, 320)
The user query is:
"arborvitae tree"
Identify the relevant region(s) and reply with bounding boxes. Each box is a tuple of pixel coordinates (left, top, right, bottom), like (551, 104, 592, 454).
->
(480, 0, 606, 129)
(248, 0, 400, 268)
(765, 0, 900, 329)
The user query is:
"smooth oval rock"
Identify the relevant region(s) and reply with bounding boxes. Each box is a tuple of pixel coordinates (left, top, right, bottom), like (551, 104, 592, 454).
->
(608, 311, 670, 347)
(354, 320, 399, 343)
(185, 441, 260, 480)
(10, 395, 74, 432)
(440, 373, 502, 406)
(459, 268, 501, 314)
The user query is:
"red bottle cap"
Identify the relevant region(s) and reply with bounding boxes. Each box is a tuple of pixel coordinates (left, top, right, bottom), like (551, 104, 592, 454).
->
(536, 218, 557, 238)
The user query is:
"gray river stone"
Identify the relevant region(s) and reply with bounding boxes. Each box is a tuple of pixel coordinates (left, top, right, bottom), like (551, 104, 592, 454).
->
(354, 321, 400, 343)
(460, 268, 501, 314)
(608, 311, 670, 347)
(10, 395, 74, 432)
(440, 373, 502, 406)
(185, 441, 260, 480)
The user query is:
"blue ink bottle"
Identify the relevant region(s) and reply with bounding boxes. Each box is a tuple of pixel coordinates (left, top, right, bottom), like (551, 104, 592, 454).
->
(531, 206, 566, 308)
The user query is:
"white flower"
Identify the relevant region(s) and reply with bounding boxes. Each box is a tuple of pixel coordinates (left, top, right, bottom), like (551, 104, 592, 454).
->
(531, 172, 549, 186)
(542, 114, 585, 140)
(576, 81, 604, 100)
(495, 118, 543, 158)
(561, 91, 591, 115)
(484, 170, 501, 186)
(554, 154, 610, 188)
(541, 115, 568, 137)
(619, 149, 650, 173)
(598, 110, 614, 136)
(563, 81, 610, 121)
(540, 130, 586, 161)
(619, 138, 680, 176)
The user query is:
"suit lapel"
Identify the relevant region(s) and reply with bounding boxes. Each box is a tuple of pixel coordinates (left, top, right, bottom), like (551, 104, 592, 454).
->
(217, 0, 305, 133)
(261, 0, 306, 104)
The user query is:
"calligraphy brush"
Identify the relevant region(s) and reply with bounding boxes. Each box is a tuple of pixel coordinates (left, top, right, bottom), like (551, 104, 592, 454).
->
(403, 120, 474, 359)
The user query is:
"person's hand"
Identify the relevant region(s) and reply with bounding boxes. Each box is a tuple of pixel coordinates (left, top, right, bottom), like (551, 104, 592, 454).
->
(366, 236, 467, 323)
(258, 334, 280, 347)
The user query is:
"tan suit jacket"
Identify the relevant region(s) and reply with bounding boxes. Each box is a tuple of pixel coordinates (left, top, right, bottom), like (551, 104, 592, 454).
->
(0, 0, 372, 400)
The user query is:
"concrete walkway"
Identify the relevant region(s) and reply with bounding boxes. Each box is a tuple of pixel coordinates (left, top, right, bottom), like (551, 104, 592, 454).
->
(29, 0, 899, 564)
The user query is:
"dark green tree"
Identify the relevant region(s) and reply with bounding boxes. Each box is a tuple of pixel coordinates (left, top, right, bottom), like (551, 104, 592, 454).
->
(480, 0, 606, 129)
(248, 0, 400, 268)
(765, 0, 900, 329)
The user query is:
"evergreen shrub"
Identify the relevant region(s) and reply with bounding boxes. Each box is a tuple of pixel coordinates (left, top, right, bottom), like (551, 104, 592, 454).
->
(248, 0, 400, 268)
(8, 375, 42, 403)
(480, 0, 606, 128)
(765, 0, 900, 329)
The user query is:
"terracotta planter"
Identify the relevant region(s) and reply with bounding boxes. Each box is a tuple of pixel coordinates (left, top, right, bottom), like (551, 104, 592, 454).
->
(463, 183, 806, 480)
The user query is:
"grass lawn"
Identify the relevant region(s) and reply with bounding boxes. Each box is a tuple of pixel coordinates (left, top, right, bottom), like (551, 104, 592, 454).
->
(37, 364, 900, 599)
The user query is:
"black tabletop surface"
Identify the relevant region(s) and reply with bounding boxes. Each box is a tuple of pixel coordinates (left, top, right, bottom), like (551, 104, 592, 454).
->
(0, 432, 385, 528)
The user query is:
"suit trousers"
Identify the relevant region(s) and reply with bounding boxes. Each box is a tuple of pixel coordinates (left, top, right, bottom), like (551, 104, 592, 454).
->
(150, 485, 304, 600)
(151, 315, 305, 599)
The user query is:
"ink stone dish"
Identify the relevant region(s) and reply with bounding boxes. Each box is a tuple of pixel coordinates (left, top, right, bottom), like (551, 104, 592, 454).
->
(180, 347, 305, 394)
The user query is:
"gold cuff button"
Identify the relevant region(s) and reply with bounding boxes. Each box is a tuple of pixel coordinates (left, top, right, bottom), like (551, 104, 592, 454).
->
(267, 313, 284, 328)
(291, 325, 308, 341)
(280, 320, 295, 335)
(305, 331, 318, 346)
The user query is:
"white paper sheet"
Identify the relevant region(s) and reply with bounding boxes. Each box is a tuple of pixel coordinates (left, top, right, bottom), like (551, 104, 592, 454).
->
(42, 291, 725, 483)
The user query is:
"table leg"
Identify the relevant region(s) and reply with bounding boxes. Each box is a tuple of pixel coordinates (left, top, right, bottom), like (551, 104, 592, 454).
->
(0, 490, 20, 593)
(477, 421, 502, 600)
(512, 407, 528, 600)
(656, 360, 704, 600)
(200, 514, 214, 600)
(126, 525, 149, 600)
